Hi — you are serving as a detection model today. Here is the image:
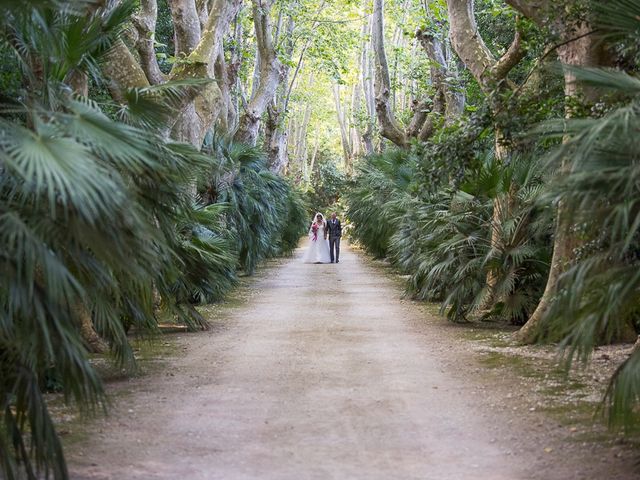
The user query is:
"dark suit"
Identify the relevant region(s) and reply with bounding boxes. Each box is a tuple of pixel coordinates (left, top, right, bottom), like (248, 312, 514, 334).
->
(326, 218, 342, 263)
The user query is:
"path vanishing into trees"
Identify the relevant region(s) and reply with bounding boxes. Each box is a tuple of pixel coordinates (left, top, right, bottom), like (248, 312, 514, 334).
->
(68, 243, 634, 480)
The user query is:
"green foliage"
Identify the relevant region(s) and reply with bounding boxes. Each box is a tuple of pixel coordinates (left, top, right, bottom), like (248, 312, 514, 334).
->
(0, 4, 152, 476)
(0, 89, 185, 480)
(155, 0, 176, 73)
(303, 1, 361, 82)
(280, 187, 310, 255)
(345, 149, 416, 258)
(169, 203, 238, 308)
(390, 189, 489, 320)
(506, 0, 640, 431)
(386, 153, 550, 323)
(5, 0, 136, 95)
(307, 160, 347, 211)
(535, 66, 640, 427)
(206, 140, 308, 274)
(415, 110, 493, 192)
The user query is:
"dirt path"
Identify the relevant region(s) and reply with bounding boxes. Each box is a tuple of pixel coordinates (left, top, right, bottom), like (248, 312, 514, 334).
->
(68, 243, 638, 480)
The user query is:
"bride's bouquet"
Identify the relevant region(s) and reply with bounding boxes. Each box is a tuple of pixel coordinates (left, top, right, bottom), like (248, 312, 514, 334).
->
(311, 223, 318, 241)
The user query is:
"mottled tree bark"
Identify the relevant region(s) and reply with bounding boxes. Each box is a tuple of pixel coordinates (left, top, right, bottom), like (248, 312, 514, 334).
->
(234, 0, 284, 146)
(215, 43, 232, 132)
(132, 0, 165, 85)
(169, 0, 202, 57)
(444, 42, 466, 122)
(503, 2, 606, 343)
(101, 39, 151, 101)
(265, 13, 295, 173)
(372, 0, 408, 147)
(446, 0, 524, 95)
(102, 0, 241, 148)
(67, 70, 89, 97)
(414, 30, 449, 139)
(74, 304, 107, 354)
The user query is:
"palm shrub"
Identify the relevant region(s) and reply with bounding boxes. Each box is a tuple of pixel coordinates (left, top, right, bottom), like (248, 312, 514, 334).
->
(168, 202, 238, 309)
(474, 159, 551, 323)
(390, 188, 491, 321)
(206, 139, 308, 274)
(279, 187, 310, 255)
(345, 149, 416, 257)
(0, 90, 192, 479)
(0, 0, 240, 477)
(0, 78, 232, 480)
(534, 0, 640, 429)
(388, 155, 551, 323)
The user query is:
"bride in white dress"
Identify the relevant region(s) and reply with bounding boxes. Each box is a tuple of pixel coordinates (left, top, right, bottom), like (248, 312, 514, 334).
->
(302, 212, 331, 263)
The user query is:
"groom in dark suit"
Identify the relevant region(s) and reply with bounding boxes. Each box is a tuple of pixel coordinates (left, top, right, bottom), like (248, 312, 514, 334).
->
(325, 212, 342, 263)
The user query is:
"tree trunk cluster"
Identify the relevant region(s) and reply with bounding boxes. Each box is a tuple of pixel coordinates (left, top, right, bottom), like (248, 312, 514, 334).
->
(372, 0, 465, 148)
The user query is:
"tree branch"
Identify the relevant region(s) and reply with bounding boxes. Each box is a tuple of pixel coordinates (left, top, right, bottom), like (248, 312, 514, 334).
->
(492, 23, 526, 81)
(132, 0, 166, 85)
(101, 40, 150, 101)
(406, 98, 430, 138)
(445, 0, 496, 92)
(283, 0, 328, 115)
(234, 0, 284, 145)
(412, 29, 448, 137)
(504, 0, 550, 26)
(168, 0, 202, 57)
(372, 0, 407, 147)
(169, 0, 242, 80)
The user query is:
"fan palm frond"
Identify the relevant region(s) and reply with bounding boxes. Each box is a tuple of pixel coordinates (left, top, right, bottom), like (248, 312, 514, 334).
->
(119, 78, 214, 130)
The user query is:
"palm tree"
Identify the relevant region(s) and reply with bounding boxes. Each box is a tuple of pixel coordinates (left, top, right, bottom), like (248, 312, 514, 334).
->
(208, 138, 308, 275)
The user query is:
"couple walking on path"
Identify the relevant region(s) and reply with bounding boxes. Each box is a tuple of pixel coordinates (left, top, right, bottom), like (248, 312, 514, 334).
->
(302, 212, 342, 264)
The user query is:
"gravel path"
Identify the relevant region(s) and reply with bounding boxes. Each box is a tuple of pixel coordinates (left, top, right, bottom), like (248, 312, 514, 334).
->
(67, 243, 637, 479)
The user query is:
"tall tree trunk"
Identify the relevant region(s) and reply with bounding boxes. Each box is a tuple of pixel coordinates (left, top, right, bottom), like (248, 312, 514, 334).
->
(227, 13, 243, 130)
(133, 0, 165, 85)
(215, 43, 232, 132)
(360, 8, 376, 155)
(265, 13, 296, 173)
(296, 104, 312, 177)
(234, 0, 284, 146)
(444, 40, 465, 122)
(168, 0, 202, 57)
(506, 11, 605, 342)
(333, 84, 353, 166)
(374, 0, 470, 147)
(296, 103, 312, 163)
(103, 0, 241, 147)
(349, 82, 362, 166)
(372, 0, 408, 146)
(308, 129, 320, 181)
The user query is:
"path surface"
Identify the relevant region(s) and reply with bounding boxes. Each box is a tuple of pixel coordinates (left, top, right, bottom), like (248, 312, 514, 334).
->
(68, 243, 614, 479)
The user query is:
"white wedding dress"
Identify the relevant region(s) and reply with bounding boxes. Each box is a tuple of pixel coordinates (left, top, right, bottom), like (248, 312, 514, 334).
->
(302, 221, 331, 263)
